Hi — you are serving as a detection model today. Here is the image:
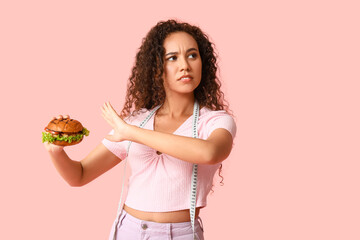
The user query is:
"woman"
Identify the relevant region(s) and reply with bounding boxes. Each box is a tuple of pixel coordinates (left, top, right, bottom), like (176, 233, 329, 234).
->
(44, 19, 236, 240)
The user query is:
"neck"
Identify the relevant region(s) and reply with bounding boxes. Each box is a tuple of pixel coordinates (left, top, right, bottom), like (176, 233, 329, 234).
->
(160, 93, 195, 118)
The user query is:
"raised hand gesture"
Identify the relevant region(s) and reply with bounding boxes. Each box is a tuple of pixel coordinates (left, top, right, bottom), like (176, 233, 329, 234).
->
(101, 101, 129, 142)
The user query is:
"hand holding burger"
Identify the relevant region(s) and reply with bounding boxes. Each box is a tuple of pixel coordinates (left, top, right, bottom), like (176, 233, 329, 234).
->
(42, 115, 90, 147)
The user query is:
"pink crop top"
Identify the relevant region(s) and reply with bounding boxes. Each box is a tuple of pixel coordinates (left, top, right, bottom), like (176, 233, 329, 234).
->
(102, 106, 236, 212)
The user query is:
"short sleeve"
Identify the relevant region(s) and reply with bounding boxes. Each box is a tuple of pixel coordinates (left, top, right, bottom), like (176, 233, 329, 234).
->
(203, 110, 237, 139)
(101, 129, 129, 160)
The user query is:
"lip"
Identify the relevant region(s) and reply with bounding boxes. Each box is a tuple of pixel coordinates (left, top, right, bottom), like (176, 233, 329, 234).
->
(178, 75, 193, 81)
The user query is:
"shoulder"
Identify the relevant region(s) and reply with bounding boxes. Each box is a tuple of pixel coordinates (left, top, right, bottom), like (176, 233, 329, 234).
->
(198, 107, 237, 139)
(199, 107, 233, 117)
(199, 107, 235, 123)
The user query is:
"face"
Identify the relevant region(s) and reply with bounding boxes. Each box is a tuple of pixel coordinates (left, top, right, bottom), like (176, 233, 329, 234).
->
(162, 31, 202, 96)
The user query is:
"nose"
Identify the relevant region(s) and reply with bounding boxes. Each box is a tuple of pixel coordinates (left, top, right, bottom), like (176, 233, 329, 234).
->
(179, 56, 190, 72)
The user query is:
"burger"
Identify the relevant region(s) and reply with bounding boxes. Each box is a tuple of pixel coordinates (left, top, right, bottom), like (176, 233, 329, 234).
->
(42, 118, 90, 146)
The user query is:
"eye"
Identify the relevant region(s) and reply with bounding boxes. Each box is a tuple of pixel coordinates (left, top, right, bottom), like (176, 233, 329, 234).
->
(188, 53, 198, 59)
(167, 56, 177, 61)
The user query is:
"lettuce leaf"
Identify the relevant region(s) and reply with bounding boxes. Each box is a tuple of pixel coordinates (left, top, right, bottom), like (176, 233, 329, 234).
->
(42, 127, 90, 143)
(82, 127, 90, 136)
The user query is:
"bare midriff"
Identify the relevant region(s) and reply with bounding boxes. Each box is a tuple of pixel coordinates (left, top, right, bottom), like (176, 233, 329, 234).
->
(123, 204, 202, 223)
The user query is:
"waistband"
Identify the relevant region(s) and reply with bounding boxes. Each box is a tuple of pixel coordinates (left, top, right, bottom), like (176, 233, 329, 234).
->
(120, 209, 204, 231)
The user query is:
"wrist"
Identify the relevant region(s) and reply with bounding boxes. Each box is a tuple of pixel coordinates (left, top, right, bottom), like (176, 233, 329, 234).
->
(125, 124, 138, 142)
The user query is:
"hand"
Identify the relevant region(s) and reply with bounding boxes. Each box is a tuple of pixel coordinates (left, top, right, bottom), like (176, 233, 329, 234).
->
(43, 142, 64, 153)
(101, 101, 129, 142)
(43, 115, 69, 153)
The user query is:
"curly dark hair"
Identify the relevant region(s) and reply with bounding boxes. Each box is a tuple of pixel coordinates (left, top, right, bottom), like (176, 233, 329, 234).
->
(120, 19, 229, 186)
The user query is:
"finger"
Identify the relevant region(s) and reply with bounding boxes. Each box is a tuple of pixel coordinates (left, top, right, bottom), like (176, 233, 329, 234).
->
(64, 115, 70, 119)
(101, 106, 111, 120)
(43, 141, 50, 148)
(43, 142, 64, 152)
(101, 105, 111, 118)
(103, 102, 112, 112)
(103, 102, 110, 112)
(56, 115, 63, 119)
(105, 134, 116, 142)
(101, 112, 115, 128)
(103, 102, 115, 118)
(105, 102, 119, 116)
(102, 103, 110, 114)
(102, 103, 121, 125)
(100, 108, 108, 120)
(102, 113, 113, 126)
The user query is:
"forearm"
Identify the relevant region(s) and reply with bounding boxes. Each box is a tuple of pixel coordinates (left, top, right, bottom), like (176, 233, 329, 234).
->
(127, 125, 217, 165)
(47, 149, 83, 186)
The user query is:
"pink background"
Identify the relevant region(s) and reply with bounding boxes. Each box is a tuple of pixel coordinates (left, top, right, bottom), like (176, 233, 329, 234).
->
(1, 0, 359, 239)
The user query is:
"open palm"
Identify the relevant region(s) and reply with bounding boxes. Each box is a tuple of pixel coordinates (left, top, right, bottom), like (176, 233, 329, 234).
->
(101, 101, 128, 142)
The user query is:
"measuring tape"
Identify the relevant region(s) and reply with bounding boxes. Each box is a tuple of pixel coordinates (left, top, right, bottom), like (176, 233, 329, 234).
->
(190, 100, 200, 239)
(112, 101, 199, 240)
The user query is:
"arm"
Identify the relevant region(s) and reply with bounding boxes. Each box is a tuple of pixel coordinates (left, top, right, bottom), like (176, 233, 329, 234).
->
(127, 126, 233, 165)
(44, 115, 122, 186)
(101, 102, 233, 165)
(45, 142, 121, 186)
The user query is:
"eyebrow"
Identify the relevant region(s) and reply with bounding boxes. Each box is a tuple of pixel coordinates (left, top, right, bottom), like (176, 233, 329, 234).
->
(165, 48, 198, 56)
